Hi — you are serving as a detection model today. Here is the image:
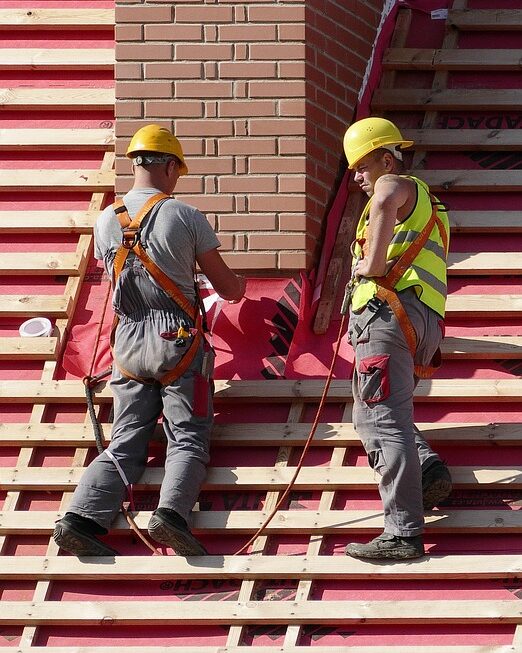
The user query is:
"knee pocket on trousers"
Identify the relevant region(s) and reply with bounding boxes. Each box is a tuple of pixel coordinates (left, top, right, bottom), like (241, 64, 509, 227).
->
(357, 354, 390, 404)
(367, 447, 387, 477)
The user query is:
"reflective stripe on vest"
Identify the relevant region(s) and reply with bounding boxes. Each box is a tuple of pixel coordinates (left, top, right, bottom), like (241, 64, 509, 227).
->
(351, 175, 450, 318)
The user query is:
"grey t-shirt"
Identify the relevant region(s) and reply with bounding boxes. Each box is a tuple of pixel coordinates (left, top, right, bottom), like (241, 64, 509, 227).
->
(94, 187, 220, 304)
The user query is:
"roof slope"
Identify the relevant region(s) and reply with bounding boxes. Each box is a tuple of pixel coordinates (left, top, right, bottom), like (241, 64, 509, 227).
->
(0, 1, 521, 651)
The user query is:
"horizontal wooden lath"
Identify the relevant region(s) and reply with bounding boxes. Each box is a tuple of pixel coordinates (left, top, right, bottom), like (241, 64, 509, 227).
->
(0, 210, 99, 233)
(1, 553, 519, 580)
(1, 378, 522, 403)
(0, 295, 71, 318)
(384, 48, 522, 70)
(372, 88, 522, 111)
(0, 253, 82, 275)
(9, 647, 521, 653)
(449, 9, 522, 30)
(1, 421, 519, 447)
(2, 599, 522, 625)
(2, 465, 517, 491)
(0, 88, 114, 109)
(2, 509, 521, 534)
(0, 8, 115, 28)
(0, 128, 114, 151)
(450, 211, 522, 232)
(403, 129, 522, 151)
(0, 169, 114, 192)
(1, 48, 114, 70)
(0, 336, 59, 360)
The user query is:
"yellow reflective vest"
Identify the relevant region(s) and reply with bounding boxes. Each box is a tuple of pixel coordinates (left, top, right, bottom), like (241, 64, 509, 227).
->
(351, 175, 450, 318)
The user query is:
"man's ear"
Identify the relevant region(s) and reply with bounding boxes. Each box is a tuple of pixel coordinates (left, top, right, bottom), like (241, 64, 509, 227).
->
(383, 151, 395, 171)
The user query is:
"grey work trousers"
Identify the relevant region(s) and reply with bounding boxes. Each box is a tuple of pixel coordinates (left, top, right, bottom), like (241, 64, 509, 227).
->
(349, 288, 444, 537)
(68, 347, 213, 530)
(67, 270, 214, 530)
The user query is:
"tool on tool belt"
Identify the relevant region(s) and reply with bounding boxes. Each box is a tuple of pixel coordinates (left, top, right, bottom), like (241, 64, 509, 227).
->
(341, 238, 366, 315)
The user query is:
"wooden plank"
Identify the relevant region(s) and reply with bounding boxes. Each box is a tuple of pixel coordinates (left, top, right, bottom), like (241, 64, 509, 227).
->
(2, 599, 521, 625)
(0, 554, 519, 580)
(0, 88, 114, 110)
(450, 211, 522, 233)
(384, 48, 522, 70)
(0, 253, 81, 275)
(442, 336, 522, 359)
(2, 509, 521, 534)
(403, 129, 522, 151)
(0, 49, 113, 70)
(0, 295, 70, 318)
(1, 421, 520, 447)
(0, 8, 114, 29)
(372, 88, 522, 111)
(0, 129, 114, 151)
(350, 170, 522, 193)
(1, 377, 522, 403)
(1, 465, 517, 492)
(0, 210, 98, 233)
(0, 169, 114, 192)
(449, 9, 522, 30)
(448, 252, 522, 275)
(420, 169, 522, 193)
(0, 337, 58, 360)
(9, 647, 520, 653)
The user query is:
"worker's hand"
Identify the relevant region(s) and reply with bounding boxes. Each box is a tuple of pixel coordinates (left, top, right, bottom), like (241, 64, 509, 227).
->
(354, 256, 397, 280)
(228, 274, 246, 304)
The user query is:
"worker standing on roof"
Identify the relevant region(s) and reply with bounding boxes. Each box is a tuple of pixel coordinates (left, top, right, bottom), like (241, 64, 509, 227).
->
(342, 117, 452, 560)
(54, 124, 245, 557)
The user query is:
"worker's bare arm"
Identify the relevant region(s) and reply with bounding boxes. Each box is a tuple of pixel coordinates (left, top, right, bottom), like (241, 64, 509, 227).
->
(197, 248, 246, 302)
(355, 174, 413, 278)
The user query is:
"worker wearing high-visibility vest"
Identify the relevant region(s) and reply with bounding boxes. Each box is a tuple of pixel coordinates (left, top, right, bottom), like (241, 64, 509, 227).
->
(54, 125, 245, 557)
(342, 117, 452, 560)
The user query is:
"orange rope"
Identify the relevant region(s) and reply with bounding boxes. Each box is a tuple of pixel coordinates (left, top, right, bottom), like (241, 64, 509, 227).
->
(233, 313, 347, 556)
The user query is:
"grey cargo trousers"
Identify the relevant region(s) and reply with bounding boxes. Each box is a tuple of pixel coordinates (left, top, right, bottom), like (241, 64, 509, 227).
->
(67, 261, 213, 530)
(349, 287, 444, 537)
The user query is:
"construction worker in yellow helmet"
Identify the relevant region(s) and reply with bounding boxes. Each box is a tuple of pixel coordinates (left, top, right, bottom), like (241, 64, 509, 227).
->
(54, 124, 245, 557)
(342, 117, 452, 560)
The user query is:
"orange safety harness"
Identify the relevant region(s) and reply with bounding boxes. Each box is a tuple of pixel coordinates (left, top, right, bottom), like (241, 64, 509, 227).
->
(360, 194, 449, 379)
(111, 192, 205, 386)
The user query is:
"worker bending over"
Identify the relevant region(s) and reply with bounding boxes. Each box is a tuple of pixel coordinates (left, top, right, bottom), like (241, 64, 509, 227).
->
(343, 117, 452, 560)
(54, 124, 245, 557)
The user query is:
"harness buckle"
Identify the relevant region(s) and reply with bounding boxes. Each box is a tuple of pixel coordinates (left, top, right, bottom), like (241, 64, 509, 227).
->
(367, 297, 384, 313)
(121, 228, 140, 249)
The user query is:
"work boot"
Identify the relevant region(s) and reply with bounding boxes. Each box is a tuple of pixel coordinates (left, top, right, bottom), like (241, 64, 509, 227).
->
(53, 513, 119, 557)
(345, 532, 425, 560)
(422, 459, 452, 510)
(148, 508, 208, 556)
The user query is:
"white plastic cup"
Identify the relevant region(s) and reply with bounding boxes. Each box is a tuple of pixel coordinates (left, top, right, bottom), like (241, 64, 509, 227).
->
(19, 317, 53, 337)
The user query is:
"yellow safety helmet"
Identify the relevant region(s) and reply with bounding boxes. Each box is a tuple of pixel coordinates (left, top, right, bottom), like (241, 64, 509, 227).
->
(343, 117, 413, 168)
(126, 124, 188, 176)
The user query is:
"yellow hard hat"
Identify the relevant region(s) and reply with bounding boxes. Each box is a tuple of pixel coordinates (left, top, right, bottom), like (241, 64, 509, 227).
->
(126, 124, 188, 176)
(343, 117, 413, 168)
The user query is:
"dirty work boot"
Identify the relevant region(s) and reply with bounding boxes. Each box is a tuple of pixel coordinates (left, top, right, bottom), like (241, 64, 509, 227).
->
(53, 512, 119, 557)
(345, 532, 425, 560)
(148, 508, 208, 556)
(422, 459, 452, 510)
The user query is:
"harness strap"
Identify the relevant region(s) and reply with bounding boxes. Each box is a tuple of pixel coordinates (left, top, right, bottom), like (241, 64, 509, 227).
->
(111, 195, 203, 387)
(372, 196, 448, 378)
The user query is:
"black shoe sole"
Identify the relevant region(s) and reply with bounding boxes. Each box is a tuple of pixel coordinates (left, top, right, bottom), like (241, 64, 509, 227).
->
(423, 477, 452, 510)
(345, 544, 425, 560)
(53, 522, 119, 557)
(148, 515, 208, 556)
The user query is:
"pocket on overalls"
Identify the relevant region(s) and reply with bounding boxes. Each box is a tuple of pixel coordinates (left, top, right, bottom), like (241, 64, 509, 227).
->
(358, 354, 390, 404)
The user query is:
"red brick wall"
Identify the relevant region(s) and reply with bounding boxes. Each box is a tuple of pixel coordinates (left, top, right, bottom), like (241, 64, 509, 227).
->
(115, 0, 384, 272)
